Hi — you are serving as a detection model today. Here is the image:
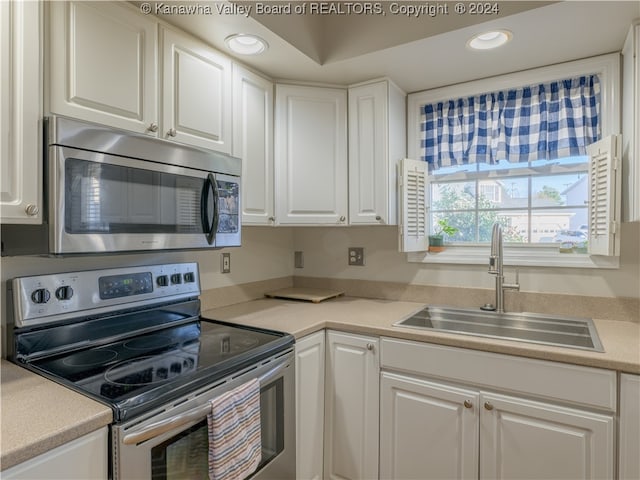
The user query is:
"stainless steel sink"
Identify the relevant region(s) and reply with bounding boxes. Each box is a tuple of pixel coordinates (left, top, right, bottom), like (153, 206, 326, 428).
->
(394, 306, 604, 352)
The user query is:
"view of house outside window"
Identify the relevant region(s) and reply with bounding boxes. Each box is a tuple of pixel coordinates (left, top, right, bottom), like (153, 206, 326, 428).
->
(429, 155, 589, 250)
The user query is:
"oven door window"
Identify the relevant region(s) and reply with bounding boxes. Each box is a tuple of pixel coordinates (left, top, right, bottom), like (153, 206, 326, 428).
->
(150, 379, 284, 480)
(65, 158, 206, 234)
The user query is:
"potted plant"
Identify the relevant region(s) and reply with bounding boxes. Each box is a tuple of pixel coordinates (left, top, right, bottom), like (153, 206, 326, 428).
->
(428, 219, 459, 253)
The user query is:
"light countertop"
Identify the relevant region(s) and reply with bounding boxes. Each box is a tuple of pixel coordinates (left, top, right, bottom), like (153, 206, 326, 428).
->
(2, 295, 638, 471)
(0, 360, 112, 471)
(202, 296, 640, 374)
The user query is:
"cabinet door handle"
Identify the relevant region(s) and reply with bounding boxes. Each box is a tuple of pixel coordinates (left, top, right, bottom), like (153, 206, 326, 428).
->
(484, 402, 494, 411)
(148, 122, 158, 133)
(25, 204, 39, 216)
(366, 343, 374, 351)
(268, 216, 275, 222)
(167, 128, 177, 137)
(339, 216, 346, 222)
(463, 400, 473, 409)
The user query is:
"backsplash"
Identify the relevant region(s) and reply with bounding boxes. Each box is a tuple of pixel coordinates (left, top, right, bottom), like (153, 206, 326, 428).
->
(293, 276, 640, 324)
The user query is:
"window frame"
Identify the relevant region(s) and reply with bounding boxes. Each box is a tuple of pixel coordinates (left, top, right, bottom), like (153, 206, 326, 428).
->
(406, 54, 620, 269)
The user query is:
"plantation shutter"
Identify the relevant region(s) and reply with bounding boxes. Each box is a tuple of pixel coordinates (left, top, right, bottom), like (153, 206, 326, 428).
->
(587, 135, 621, 256)
(398, 158, 428, 252)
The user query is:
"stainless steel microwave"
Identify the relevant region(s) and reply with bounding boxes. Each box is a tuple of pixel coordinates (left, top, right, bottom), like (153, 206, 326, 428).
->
(1, 116, 241, 256)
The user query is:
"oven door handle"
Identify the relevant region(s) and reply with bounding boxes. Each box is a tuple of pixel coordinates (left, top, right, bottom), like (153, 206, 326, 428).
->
(122, 356, 291, 446)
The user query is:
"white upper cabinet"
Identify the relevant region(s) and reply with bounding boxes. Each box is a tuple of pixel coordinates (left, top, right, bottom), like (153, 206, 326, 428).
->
(48, 1, 158, 135)
(48, 2, 233, 154)
(161, 27, 232, 153)
(622, 22, 640, 222)
(348, 79, 406, 225)
(1, 0, 42, 224)
(232, 64, 274, 224)
(275, 84, 348, 225)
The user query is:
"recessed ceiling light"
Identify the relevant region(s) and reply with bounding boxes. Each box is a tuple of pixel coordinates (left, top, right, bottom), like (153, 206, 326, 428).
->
(467, 30, 512, 50)
(225, 34, 268, 55)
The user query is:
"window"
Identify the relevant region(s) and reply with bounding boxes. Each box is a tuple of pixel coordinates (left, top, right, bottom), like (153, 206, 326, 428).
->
(429, 155, 589, 247)
(406, 54, 621, 268)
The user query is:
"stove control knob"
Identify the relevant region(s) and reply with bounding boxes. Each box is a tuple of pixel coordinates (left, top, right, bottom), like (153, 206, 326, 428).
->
(170, 274, 182, 285)
(31, 288, 51, 304)
(55, 286, 74, 301)
(156, 275, 169, 287)
(183, 272, 195, 283)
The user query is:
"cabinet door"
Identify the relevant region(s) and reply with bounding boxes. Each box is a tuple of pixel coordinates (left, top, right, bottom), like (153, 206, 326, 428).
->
(1, 428, 108, 479)
(480, 392, 614, 479)
(324, 331, 379, 480)
(0, 0, 42, 223)
(161, 27, 232, 153)
(275, 85, 348, 225)
(48, 1, 157, 135)
(295, 331, 325, 480)
(348, 80, 405, 225)
(619, 374, 640, 480)
(380, 372, 479, 480)
(232, 64, 274, 225)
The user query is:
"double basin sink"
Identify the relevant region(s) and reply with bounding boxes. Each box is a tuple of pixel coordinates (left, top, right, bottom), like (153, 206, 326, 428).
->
(394, 306, 604, 352)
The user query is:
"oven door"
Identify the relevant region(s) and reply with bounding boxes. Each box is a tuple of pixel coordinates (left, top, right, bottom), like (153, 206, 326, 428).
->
(113, 351, 295, 480)
(49, 146, 241, 254)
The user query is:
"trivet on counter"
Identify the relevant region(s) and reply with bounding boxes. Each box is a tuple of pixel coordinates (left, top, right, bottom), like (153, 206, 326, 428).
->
(264, 287, 344, 303)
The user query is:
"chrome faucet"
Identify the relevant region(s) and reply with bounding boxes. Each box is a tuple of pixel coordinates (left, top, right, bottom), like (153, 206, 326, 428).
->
(482, 223, 520, 313)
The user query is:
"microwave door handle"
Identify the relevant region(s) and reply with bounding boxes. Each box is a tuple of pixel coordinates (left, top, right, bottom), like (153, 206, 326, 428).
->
(121, 356, 291, 446)
(201, 174, 218, 245)
(211, 173, 220, 243)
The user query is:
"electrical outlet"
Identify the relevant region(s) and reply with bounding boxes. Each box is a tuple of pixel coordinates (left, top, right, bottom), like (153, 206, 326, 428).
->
(294, 251, 304, 268)
(221, 253, 231, 273)
(348, 247, 365, 266)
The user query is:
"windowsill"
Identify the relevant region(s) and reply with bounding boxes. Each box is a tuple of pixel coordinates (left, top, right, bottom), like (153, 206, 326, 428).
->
(407, 245, 620, 269)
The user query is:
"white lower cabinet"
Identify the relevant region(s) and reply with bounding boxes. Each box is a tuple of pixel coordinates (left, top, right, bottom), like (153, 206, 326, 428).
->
(619, 373, 640, 480)
(1, 427, 108, 479)
(380, 372, 479, 480)
(295, 331, 326, 480)
(380, 337, 616, 480)
(480, 392, 614, 479)
(324, 331, 379, 480)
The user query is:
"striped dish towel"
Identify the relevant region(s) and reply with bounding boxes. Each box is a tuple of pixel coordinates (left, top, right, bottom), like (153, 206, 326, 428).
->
(207, 378, 262, 480)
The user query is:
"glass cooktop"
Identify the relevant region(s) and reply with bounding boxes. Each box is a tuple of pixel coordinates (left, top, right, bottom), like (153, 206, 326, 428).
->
(28, 320, 293, 422)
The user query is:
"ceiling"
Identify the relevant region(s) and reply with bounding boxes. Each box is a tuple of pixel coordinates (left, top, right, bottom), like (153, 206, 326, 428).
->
(149, 1, 639, 93)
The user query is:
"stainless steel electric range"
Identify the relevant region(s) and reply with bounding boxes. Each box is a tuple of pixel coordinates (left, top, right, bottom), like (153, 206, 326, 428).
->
(7, 263, 296, 479)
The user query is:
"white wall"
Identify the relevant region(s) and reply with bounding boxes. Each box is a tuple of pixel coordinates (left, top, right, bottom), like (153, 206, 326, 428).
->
(292, 222, 640, 299)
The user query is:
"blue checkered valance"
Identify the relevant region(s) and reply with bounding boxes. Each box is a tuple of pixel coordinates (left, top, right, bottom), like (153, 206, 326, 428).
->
(421, 75, 601, 170)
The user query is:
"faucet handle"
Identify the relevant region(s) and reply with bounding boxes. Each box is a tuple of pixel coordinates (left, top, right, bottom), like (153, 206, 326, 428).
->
(503, 268, 521, 292)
